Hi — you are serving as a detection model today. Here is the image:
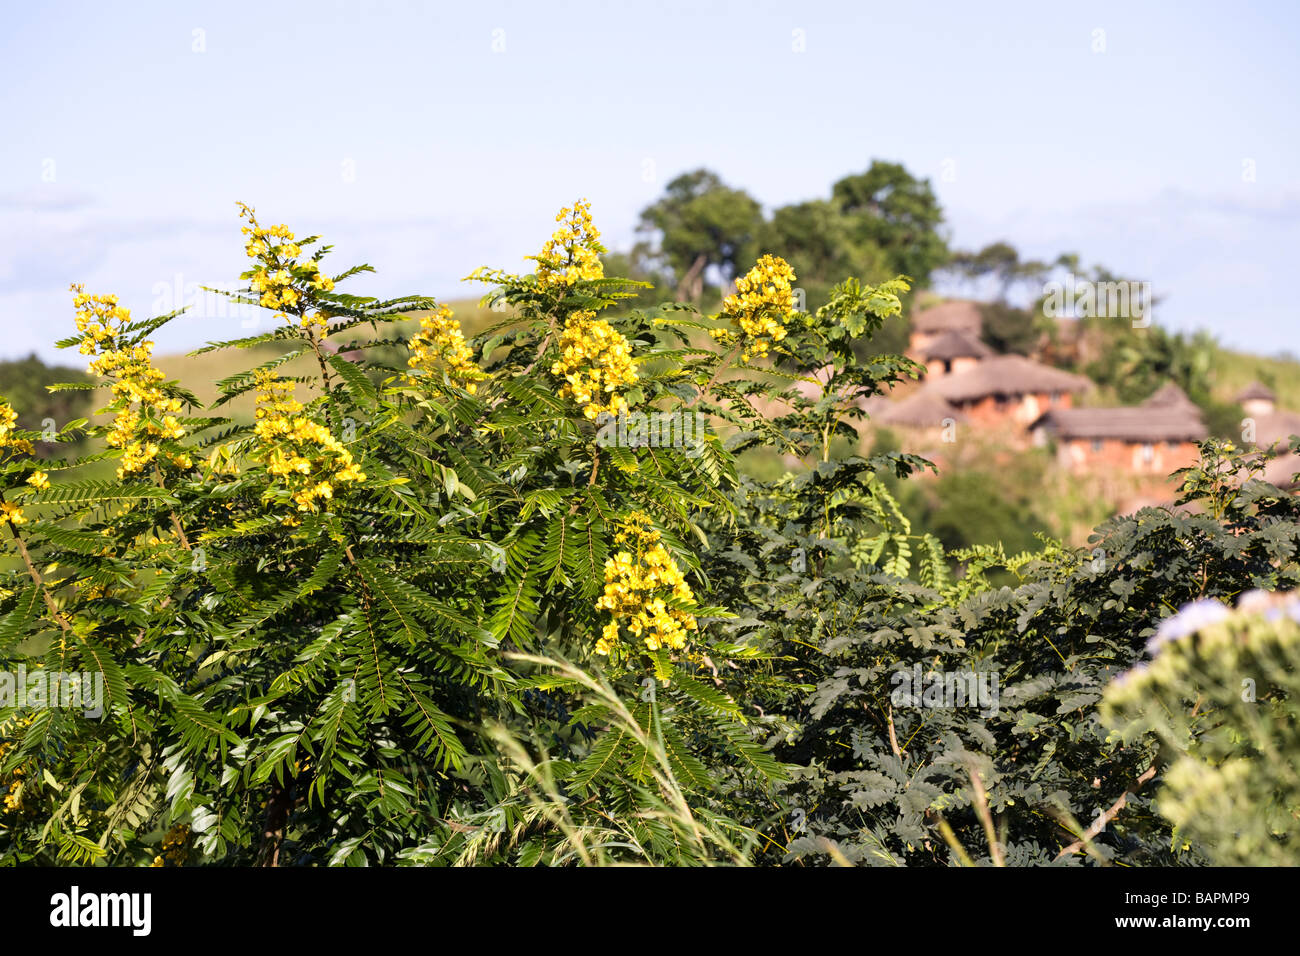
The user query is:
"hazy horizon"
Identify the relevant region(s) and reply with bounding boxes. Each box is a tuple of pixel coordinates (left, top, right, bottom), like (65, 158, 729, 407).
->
(3, 0, 1297, 363)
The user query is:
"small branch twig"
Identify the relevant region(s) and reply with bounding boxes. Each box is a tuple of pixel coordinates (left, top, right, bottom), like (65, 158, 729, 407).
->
(0, 491, 71, 634)
(1054, 766, 1157, 860)
(687, 342, 741, 411)
(886, 705, 902, 758)
(967, 765, 1005, 867)
(567, 450, 599, 516)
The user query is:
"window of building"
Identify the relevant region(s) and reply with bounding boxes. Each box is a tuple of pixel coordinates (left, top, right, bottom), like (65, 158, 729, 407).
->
(1141, 443, 1155, 463)
(1091, 439, 1103, 453)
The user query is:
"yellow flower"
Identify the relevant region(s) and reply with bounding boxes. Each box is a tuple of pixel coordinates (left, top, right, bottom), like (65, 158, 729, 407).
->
(712, 255, 798, 363)
(151, 824, 191, 867)
(250, 371, 365, 515)
(405, 304, 486, 393)
(550, 311, 637, 420)
(529, 199, 605, 289)
(70, 285, 190, 478)
(0, 402, 34, 456)
(26, 471, 49, 490)
(595, 512, 697, 657)
(237, 204, 334, 336)
(0, 502, 26, 526)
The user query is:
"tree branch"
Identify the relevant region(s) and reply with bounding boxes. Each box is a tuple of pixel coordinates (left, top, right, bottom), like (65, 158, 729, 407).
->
(1054, 765, 1157, 860)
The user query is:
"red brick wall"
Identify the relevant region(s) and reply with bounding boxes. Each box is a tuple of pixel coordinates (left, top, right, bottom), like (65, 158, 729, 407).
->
(956, 391, 1074, 430)
(1058, 438, 1200, 476)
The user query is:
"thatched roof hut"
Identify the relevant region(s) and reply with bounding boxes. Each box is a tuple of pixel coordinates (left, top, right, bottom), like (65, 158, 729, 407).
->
(1142, 382, 1202, 418)
(1237, 380, 1277, 403)
(918, 329, 993, 362)
(1030, 407, 1207, 442)
(911, 300, 982, 336)
(929, 354, 1092, 403)
(872, 389, 967, 429)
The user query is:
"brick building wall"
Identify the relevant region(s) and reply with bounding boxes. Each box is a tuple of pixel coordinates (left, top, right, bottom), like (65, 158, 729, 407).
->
(956, 391, 1075, 430)
(1057, 437, 1201, 476)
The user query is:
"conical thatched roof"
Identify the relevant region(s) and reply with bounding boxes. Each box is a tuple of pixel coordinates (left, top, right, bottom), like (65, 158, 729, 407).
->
(872, 389, 967, 428)
(1236, 380, 1277, 403)
(1031, 407, 1207, 442)
(1142, 382, 1202, 417)
(929, 354, 1092, 403)
(911, 300, 982, 336)
(919, 329, 993, 362)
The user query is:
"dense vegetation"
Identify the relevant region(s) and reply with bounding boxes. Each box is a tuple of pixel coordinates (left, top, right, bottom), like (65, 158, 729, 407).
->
(628, 165, 1296, 554)
(0, 196, 1296, 866)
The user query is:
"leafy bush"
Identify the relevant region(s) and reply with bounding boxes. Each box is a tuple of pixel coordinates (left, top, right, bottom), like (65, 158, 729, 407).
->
(1, 199, 1296, 868)
(1103, 590, 1300, 865)
(700, 439, 1300, 865)
(0, 199, 917, 866)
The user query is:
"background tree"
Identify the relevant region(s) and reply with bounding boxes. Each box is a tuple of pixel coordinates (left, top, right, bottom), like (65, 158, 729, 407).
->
(635, 169, 763, 303)
(759, 200, 888, 307)
(829, 161, 948, 287)
(975, 301, 1039, 356)
(599, 249, 669, 309)
(0, 354, 93, 457)
(943, 242, 1059, 355)
(947, 241, 1053, 303)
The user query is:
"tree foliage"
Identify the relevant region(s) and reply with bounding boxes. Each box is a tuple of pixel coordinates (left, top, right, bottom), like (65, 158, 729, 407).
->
(1, 200, 1295, 869)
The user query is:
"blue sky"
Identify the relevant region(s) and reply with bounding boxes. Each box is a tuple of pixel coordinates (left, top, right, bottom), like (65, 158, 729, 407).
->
(2, 0, 1297, 362)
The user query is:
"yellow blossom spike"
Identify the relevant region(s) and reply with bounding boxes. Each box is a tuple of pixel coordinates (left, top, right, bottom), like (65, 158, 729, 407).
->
(716, 255, 798, 363)
(404, 304, 486, 393)
(251, 371, 365, 516)
(529, 199, 605, 289)
(550, 311, 637, 420)
(69, 287, 189, 477)
(595, 512, 697, 658)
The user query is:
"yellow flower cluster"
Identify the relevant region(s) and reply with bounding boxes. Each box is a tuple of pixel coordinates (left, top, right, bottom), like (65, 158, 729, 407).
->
(0, 400, 31, 526)
(0, 714, 33, 814)
(405, 304, 486, 394)
(595, 512, 698, 656)
(530, 199, 605, 289)
(551, 310, 638, 420)
(238, 203, 334, 335)
(0, 402, 33, 456)
(0, 766, 19, 813)
(0, 502, 25, 527)
(252, 370, 365, 513)
(150, 823, 190, 867)
(710, 254, 798, 362)
(71, 285, 189, 478)
(26, 471, 49, 490)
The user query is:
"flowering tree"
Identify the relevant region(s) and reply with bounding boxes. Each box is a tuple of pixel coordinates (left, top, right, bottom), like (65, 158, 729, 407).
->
(4, 199, 1293, 868)
(0, 198, 915, 865)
